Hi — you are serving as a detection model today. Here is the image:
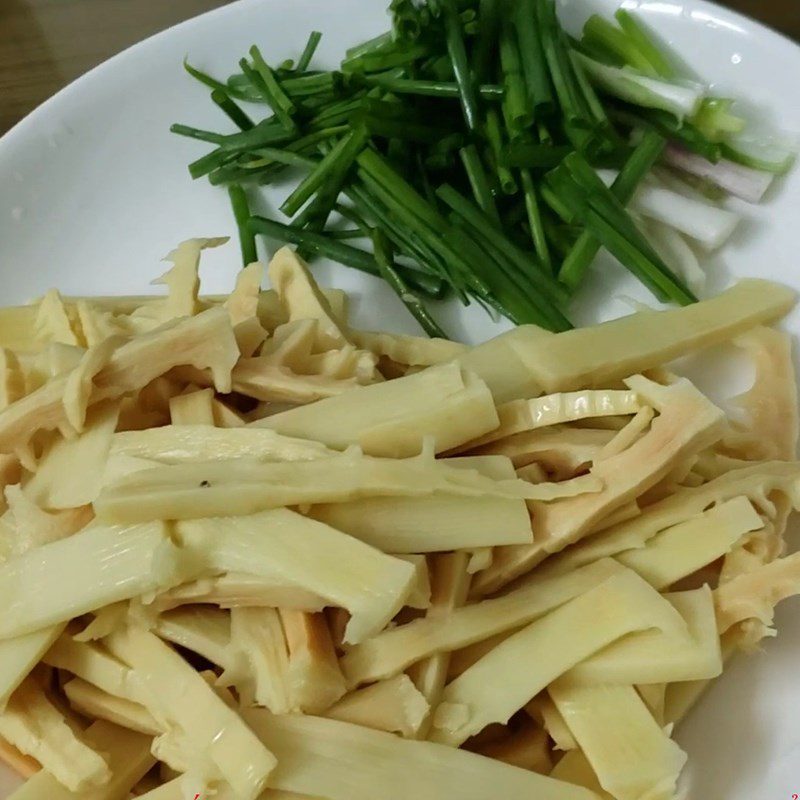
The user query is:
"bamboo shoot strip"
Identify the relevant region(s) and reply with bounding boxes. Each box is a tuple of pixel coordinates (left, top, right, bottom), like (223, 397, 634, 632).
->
(0, 306, 240, 451)
(6, 721, 154, 800)
(565, 587, 722, 685)
(111, 424, 335, 464)
(511, 279, 795, 392)
(0, 626, 65, 708)
(64, 678, 160, 736)
(0, 522, 183, 640)
(0, 679, 111, 792)
(156, 572, 327, 614)
(153, 607, 235, 675)
(240, 709, 600, 800)
(254, 362, 499, 456)
(325, 675, 429, 737)
(616, 495, 763, 590)
(280, 610, 347, 714)
(96, 452, 548, 524)
(308, 493, 532, 553)
(175, 509, 415, 644)
(462, 389, 641, 450)
(536, 494, 765, 583)
(43, 637, 146, 704)
(408, 552, 472, 738)
(475, 376, 726, 594)
(341, 558, 625, 687)
(549, 681, 686, 800)
(105, 626, 276, 800)
(430, 568, 684, 746)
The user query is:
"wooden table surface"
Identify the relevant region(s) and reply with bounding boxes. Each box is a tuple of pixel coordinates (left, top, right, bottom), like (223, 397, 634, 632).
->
(1, 0, 798, 134)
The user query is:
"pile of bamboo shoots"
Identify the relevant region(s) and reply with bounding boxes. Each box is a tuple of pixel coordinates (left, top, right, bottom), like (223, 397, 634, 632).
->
(0, 238, 798, 800)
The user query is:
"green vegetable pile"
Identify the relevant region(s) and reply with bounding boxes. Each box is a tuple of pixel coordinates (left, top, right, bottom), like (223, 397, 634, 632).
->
(172, 0, 795, 338)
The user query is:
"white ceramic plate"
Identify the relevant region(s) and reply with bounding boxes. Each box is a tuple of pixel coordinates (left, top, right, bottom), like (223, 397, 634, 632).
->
(2, 0, 800, 796)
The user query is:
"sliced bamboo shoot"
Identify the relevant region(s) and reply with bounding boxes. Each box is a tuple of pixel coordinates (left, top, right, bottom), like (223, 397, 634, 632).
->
(308, 493, 532, 552)
(611, 461, 800, 556)
(453, 326, 552, 404)
(523, 279, 795, 392)
(154, 573, 326, 613)
(104, 626, 275, 800)
(1, 488, 93, 560)
(663, 630, 739, 726)
(325, 674, 429, 737)
(460, 391, 641, 451)
(241, 708, 600, 800)
(224, 262, 262, 325)
(726, 326, 798, 461)
(7, 720, 154, 800)
(24, 400, 119, 509)
(111, 424, 333, 464)
(232, 358, 358, 403)
(95, 453, 544, 524)
(565, 587, 722, 685)
(168, 388, 215, 426)
(153, 607, 235, 674)
(549, 681, 686, 800)
(0, 522, 181, 639)
(63, 678, 160, 736)
(598, 406, 655, 461)
(392, 554, 431, 609)
(475, 376, 726, 594)
(341, 558, 625, 687)
(351, 330, 468, 367)
(430, 569, 685, 747)
(43, 637, 144, 704)
(407, 552, 472, 738)
(229, 607, 292, 713)
(279, 610, 346, 714)
(0, 307, 239, 451)
(526, 696, 577, 751)
(254, 363, 499, 457)
(617, 496, 762, 589)
(715, 551, 800, 633)
(36, 290, 83, 348)
(177, 509, 415, 644)
(268, 247, 352, 352)
(535, 496, 762, 585)
(0, 678, 111, 792)
(470, 426, 615, 474)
